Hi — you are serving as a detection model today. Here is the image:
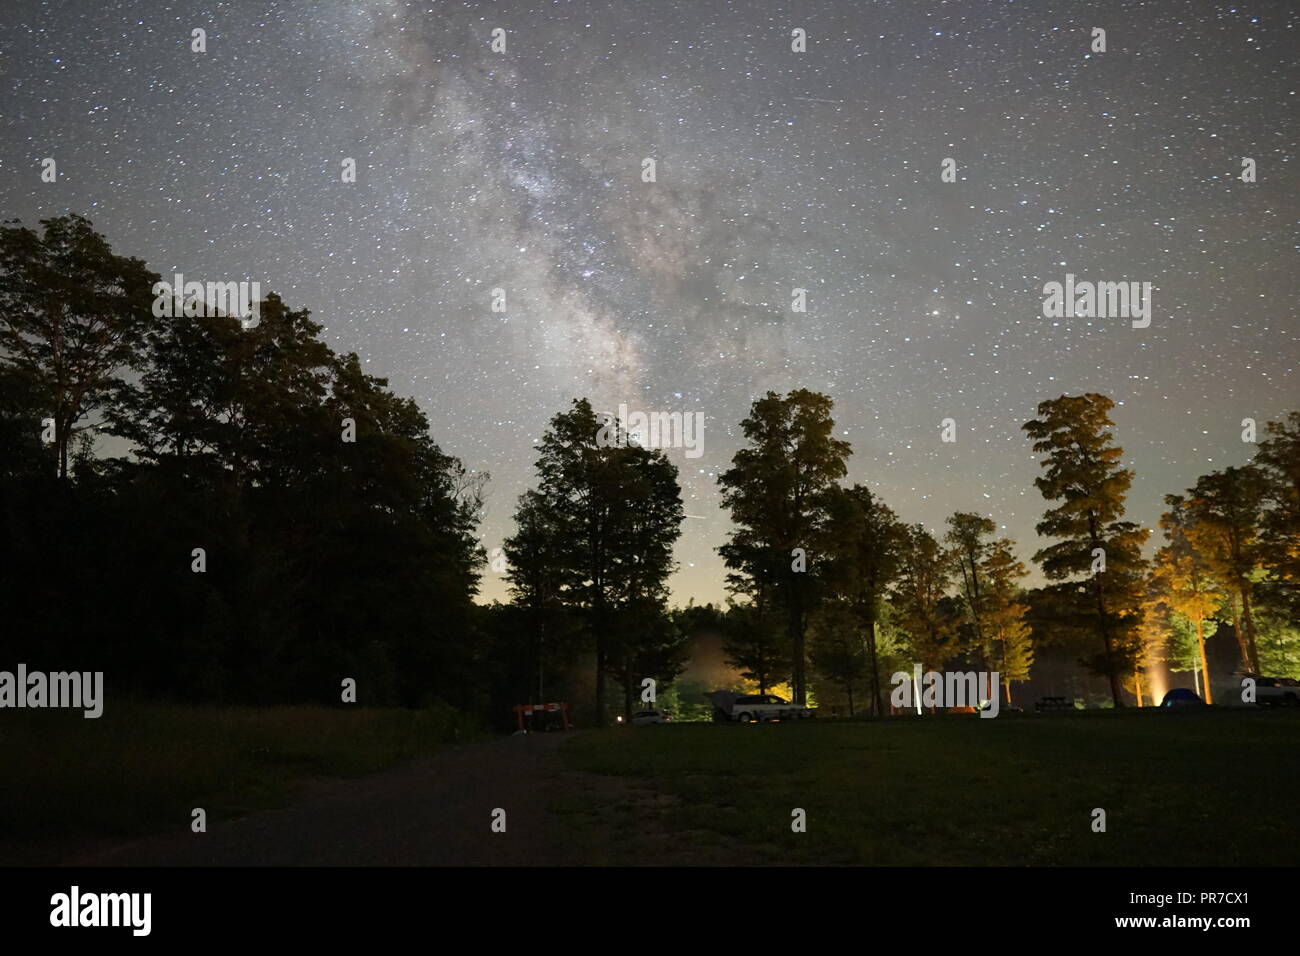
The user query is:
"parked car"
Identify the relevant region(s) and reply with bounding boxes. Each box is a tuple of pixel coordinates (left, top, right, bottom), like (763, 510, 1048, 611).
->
(729, 694, 814, 723)
(629, 708, 671, 725)
(1252, 675, 1300, 706)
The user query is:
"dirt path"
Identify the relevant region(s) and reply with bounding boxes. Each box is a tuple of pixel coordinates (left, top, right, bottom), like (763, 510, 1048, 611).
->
(69, 733, 581, 867)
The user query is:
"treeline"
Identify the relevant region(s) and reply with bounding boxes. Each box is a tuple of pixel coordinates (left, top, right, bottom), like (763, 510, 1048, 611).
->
(0, 215, 486, 709)
(1141, 416, 1300, 702)
(713, 391, 1300, 712)
(713, 389, 1035, 715)
(3, 216, 1296, 725)
(1021, 395, 1300, 705)
(499, 386, 1300, 721)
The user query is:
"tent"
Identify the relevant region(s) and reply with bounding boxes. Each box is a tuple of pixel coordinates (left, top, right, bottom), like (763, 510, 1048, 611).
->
(1160, 687, 1206, 708)
(705, 689, 742, 721)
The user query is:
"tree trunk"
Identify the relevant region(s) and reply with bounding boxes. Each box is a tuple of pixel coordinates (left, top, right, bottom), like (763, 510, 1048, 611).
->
(1228, 591, 1251, 673)
(1106, 669, 1123, 707)
(1084, 516, 1125, 707)
(595, 646, 605, 725)
(535, 603, 546, 704)
(866, 618, 884, 717)
(789, 594, 805, 705)
(622, 656, 634, 725)
(1195, 614, 1213, 704)
(1240, 584, 1261, 675)
(1094, 579, 1124, 707)
(56, 412, 70, 480)
(594, 603, 606, 726)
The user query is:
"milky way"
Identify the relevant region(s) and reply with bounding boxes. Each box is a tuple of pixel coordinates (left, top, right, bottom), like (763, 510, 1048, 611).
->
(2, 0, 1296, 604)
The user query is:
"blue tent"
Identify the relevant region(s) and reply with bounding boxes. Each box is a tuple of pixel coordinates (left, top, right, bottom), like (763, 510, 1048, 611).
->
(1160, 687, 1206, 708)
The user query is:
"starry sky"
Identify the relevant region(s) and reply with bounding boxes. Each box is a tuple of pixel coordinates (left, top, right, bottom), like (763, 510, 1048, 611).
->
(2, 0, 1296, 606)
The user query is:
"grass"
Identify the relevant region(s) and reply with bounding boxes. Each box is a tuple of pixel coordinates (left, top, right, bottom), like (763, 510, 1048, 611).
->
(0, 700, 474, 846)
(555, 709, 1300, 865)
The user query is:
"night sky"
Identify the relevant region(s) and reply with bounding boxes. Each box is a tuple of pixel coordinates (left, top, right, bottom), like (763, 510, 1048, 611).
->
(2, 0, 1296, 606)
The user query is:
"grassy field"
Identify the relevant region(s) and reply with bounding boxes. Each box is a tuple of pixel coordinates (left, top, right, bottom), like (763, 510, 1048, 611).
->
(0, 701, 473, 848)
(554, 709, 1300, 865)
(6, 703, 1298, 867)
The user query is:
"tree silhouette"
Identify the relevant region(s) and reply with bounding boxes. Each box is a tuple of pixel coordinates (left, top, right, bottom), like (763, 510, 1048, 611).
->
(718, 389, 850, 705)
(504, 490, 569, 703)
(981, 538, 1033, 703)
(1184, 466, 1267, 674)
(1022, 394, 1149, 706)
(0, 215, 157, 478)
(822, 484, 906, 716)
(519, 398, 683, 724)
(1, 217, 486, 707)
(892, 523, 957, 677)
(1254, 413, 1300, 627)
(1153, 494, 1225, 700)
(945, 512, 997, 666)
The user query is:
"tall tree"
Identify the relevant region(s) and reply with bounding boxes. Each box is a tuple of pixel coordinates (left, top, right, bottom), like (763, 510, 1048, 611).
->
(1022, 394, 1149, 706)
(981, 538, 1034, 703)
(1254, 413, 1300, 625)
(504, 490, 569, 702)
(524, 398, 683, 724)
(718, 389, 850, 705)
(1130, 590, 1165, 706)
(1184, 466, 1267, 674)
(1154, 494, 1224, 700)
(945, 512, 997, 666)
(892, 523, 956, 675)
(0, 215, 157, 478)
(823, 484, 906, 716)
